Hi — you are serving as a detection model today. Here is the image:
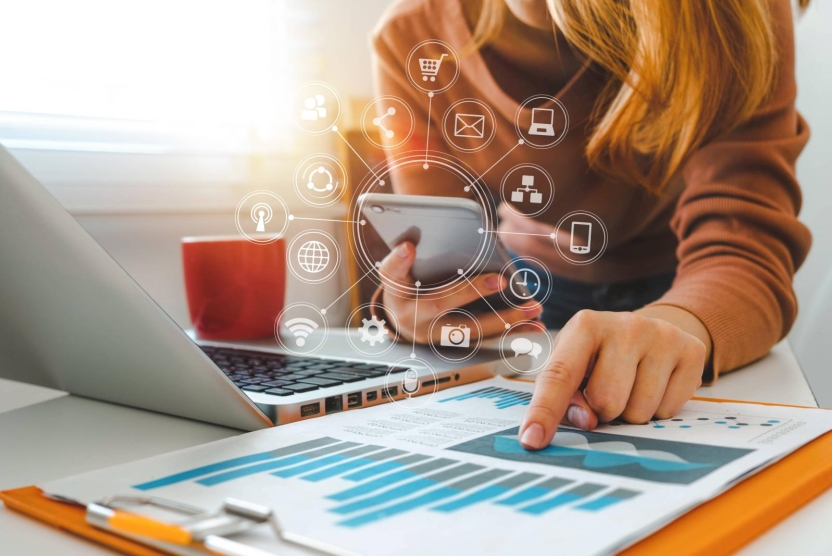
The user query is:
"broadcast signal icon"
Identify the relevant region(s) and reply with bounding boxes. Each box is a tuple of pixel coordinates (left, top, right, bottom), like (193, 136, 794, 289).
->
(285, 317, 319, 347)
(251, 202, 273, 233)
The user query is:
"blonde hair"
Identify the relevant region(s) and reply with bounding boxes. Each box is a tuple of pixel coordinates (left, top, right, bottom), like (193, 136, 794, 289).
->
(471, 0, 809, 194)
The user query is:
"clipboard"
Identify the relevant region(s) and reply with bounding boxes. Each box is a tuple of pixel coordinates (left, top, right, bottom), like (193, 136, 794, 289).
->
(3, 398, 832, 556)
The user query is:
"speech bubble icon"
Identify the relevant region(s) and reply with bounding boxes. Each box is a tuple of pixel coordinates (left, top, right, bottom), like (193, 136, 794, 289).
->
(510, 337, 543, 359)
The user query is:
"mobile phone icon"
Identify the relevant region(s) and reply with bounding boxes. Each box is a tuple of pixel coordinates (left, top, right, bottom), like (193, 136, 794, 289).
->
(570, 221, 592, 254)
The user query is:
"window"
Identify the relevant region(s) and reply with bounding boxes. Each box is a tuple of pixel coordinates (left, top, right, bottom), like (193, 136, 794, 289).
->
(0, 0, 302, 212)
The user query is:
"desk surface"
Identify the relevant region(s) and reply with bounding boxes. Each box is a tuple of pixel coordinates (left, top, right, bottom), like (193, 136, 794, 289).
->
(0, 340, 826, 555)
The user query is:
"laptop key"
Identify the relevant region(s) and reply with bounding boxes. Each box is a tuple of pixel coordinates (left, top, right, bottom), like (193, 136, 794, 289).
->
(262, 380, 292, 388)
(318, 372, 366, 383)
(294, 369, 325, 376)
(281, 383, 320, 392)
(296, 377, 343, 387)
(264, 388, 294, 396)
(277, 373, 306, 381)
(242, 385, 270, 393)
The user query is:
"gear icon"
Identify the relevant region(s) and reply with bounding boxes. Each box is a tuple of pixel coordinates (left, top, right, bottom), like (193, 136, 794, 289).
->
(359, 316, 389, 346)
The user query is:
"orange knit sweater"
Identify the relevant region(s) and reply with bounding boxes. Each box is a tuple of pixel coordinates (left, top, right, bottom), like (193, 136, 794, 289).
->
(370, 0, 811, 379)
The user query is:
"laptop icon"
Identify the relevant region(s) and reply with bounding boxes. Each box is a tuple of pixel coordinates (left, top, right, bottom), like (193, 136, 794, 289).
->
(528, 107, 555, 136)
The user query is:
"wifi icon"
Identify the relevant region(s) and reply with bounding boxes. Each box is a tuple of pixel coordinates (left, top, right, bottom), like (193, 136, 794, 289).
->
(285, 317, 319, 347)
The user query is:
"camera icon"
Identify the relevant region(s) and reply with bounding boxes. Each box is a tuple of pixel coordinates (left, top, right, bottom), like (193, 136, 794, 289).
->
(440, 324, 471, 348)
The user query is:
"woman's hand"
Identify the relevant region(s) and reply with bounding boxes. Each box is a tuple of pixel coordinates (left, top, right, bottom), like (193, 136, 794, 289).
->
(519, 307, 710, 450)
(378, 241, 542, 344)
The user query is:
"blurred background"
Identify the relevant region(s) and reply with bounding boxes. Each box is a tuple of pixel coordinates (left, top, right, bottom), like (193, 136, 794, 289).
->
(0, 0, 829, 403)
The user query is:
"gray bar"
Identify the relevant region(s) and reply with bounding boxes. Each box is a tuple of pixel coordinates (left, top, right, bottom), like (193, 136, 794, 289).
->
(267, 437, 339, 457)
(336, 445, 383, 459)
(405, 458, 459, 477)
(290, 441, 361, 460)
(391, 453, 431, 466)
(449, 468, 512, 491)
(539, 477, 574, 491)
(425, 463, 484, 483)
(566, 483, 607, 497)
(496, 472, 543, 489)
(606, 488, 640, 500)
(365, 448, 406, 462)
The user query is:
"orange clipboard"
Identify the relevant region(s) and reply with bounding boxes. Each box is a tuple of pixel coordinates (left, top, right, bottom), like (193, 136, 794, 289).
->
(3, 398, 832, 556)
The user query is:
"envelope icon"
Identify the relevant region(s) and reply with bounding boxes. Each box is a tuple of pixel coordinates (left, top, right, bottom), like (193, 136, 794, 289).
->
(454, 113, 485, 139)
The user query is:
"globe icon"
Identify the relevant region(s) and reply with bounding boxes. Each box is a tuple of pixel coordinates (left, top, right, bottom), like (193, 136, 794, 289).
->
(297, 240, 330, 273)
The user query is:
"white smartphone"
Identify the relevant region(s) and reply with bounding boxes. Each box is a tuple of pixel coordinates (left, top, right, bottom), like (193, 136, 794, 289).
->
(359, 193, 532, 307)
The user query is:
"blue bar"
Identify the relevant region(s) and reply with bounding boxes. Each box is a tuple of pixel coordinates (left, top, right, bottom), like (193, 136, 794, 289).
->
(133, 453, 274, 491)
(520, 493, 582, 515)
(576, 495, 624, 511)
(494, 486, 551, 506)
(432, 485, 510, 512)
(301, 457, 376, 482)
(272, 454, 347, 478)
(327, 470, 417, 501)
(338, 487, 460, 528)
(330, 478, 438, 514)
(343, 461, 406, 482)
(196, 455, 307, 486)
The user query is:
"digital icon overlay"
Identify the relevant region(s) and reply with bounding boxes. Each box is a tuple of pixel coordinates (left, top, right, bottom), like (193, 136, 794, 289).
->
(383, 356, 438, 410)
(360, 96, 415, 150)
(235, 191, 290, 245)
(346, 304, 399, 357)
(292, 82, 341, 135)
(554, 211, 608, 265)
(429, 309, 483, 363)
(293, 154, 347, 207)
(287, 230, 340, 284)
(276, 302, 328, 355)
(442, 98, 496, 152)
(500, 163, 554, 218)
(406, 40, 460, 94)
(499, 320, 553, 375)
(499, 257, 551, 309)
(515, 95, 569, 148)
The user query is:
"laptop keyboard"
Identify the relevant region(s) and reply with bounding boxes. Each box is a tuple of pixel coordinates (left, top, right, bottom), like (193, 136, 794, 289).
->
(200, 346, 406, 397)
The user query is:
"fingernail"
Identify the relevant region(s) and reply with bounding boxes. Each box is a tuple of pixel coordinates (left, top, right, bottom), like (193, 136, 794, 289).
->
(485, 275, 504, 291)
(395, 243, 410, 258)
(567, 405, 590, 430)
(520, 422, 544, 448)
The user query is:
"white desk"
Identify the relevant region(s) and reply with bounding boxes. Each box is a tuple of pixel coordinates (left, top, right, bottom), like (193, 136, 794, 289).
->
(0, 340, 827, 555)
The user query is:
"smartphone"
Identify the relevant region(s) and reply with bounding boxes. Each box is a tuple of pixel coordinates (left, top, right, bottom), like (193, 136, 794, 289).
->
(359, 193, 534, 311)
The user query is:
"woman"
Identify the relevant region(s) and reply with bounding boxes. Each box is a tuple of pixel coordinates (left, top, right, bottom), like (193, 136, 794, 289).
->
(370, 0, 811, 450)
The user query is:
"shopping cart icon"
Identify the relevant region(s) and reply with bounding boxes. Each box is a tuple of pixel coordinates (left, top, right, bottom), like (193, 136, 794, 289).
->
(419, 53, 448, 82)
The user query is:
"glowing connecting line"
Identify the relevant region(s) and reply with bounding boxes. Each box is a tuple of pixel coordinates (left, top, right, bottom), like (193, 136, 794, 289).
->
(373, 107, 396, 139)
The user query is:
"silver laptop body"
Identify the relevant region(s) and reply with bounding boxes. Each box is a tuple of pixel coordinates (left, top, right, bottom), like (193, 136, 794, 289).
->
(0, 145, 498, 430)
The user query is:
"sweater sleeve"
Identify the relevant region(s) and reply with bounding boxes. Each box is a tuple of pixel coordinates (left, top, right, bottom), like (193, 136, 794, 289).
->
(649, 0, 811, 379)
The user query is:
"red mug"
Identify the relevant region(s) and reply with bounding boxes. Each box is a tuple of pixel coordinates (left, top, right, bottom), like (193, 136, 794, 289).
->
(182, 236, 286, 341)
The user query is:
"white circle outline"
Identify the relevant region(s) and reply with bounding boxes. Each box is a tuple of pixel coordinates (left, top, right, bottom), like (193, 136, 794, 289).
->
(499, 163, 555, 219)
(441, 98, 497, 153)
(499, 321, 554, 375)
(275, 302, 329, 355)
(234, 191, 290, 245)
(351, 151, 498, 299)
(360, 96, 415, 150)
(499, 256, 553, 309)
(554, 210, 609, 265)
(514, 95, 569, 149)
(292, 153, 348, 208)
(427, 308, 483, 363)
(287, 230, 341, 284)
(291, 81, 342, 136)
(405, 39, 460, 94)
(345, 303, 400, 357)
(383, 356, 438, 411)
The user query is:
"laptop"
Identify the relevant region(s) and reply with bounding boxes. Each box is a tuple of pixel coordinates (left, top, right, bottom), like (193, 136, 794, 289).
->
(0, 145, 503, 431)
(528, 107, 555, 136)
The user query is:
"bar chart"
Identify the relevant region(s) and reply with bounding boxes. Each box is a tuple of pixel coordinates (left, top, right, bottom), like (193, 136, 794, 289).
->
(438, 386, 532, 409)
(132, 436, 642, 528)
